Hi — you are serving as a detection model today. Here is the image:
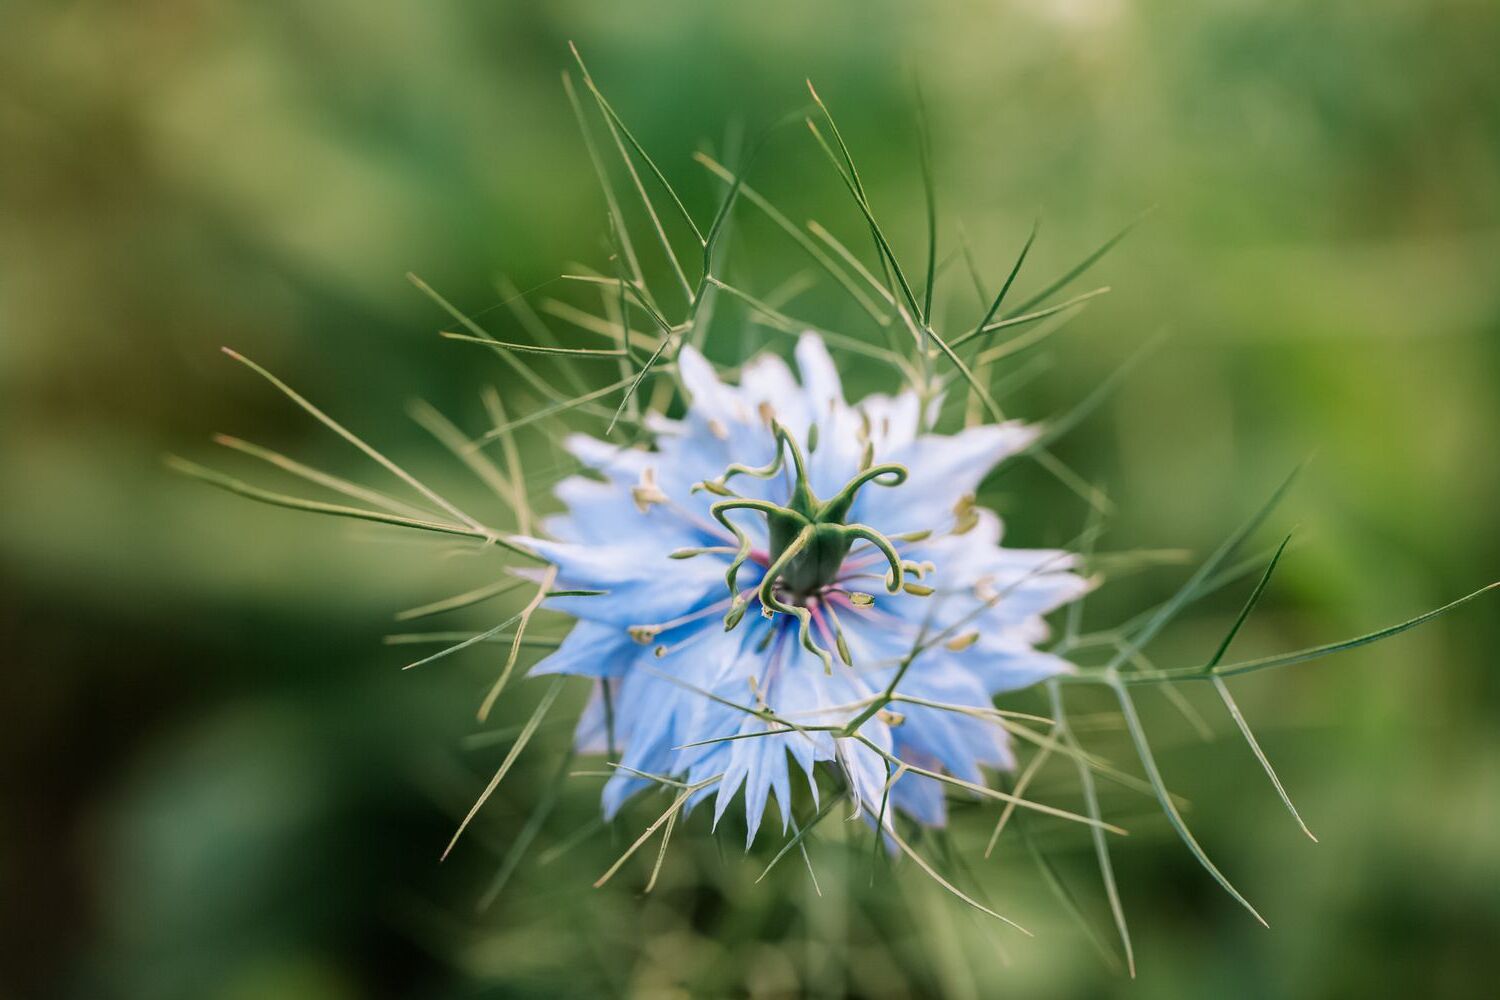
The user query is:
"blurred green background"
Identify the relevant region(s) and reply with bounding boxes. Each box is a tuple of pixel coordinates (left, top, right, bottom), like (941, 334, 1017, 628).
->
(3, 1, 1497, 997)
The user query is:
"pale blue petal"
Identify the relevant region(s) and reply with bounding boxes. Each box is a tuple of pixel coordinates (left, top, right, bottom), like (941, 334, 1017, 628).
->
(529, 621, 638, 678)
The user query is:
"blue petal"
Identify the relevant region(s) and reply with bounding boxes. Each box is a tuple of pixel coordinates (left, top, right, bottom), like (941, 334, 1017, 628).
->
(855, 422, 1039, 530)
(529, 620, 639, 679)
(890, 767, 948, 826)
(795, 333, 845, 414)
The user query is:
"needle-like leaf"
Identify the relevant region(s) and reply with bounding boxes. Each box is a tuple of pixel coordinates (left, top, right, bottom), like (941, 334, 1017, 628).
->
(442, 676, 566, 861)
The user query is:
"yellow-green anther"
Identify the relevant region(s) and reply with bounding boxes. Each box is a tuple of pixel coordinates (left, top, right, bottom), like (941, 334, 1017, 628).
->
(849, 591, 875, 607)
(806, 422, 820, 453)
(902, 581, 935, 597)
(631, 468, 668, 512)
(835, 628, 852, 667)
(697, 479, 735, 496)
(945, 630, 980, 651)
(952, 493, 980, 534)
(629, 624, 660, 644)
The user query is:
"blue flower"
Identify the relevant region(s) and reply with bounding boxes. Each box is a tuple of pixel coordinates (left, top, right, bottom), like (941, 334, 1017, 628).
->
(525, 333, 1089, 844)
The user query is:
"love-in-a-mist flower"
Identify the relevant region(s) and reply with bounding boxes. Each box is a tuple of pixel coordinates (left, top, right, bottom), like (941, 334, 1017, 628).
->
(524, 333, 1091, 842)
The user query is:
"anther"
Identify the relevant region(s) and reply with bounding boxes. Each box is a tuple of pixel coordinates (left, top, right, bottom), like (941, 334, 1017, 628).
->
(631, 468, 668, 513)
(952, 493, 980, 535)
(671, 546, 732, 560)
(945, 631, 980, 652)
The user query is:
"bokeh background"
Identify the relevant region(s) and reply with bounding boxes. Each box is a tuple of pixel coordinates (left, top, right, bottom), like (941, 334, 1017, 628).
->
(3, 1, 1498, 997)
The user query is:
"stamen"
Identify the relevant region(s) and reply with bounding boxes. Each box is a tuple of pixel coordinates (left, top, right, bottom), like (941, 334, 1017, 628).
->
(631, 467, 668, 512)
(946, 631, 980, 652)
(822, 600, 854, 667)
(808, 600, 844, 673)
(633, 592, 746, 641)
(952, 493, 980, 535)
(669, 545, 739, 559)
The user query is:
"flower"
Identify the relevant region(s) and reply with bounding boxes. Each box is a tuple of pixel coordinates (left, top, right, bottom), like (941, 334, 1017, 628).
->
(524, 333, 1090, 844)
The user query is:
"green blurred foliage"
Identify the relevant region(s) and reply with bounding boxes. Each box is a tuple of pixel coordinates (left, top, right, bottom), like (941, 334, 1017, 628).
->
(2, 1, 1497, 997)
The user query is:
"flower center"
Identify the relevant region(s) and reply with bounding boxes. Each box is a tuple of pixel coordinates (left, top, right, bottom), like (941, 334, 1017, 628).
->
(694, 420, 916, 671)
(767, 517, 855, 597)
